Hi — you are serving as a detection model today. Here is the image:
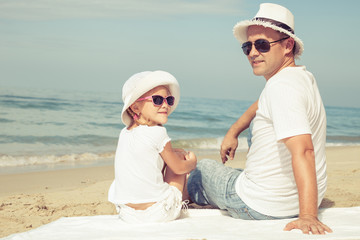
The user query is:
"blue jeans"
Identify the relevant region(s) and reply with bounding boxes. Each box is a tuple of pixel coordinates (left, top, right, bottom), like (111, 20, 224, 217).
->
(187, 159, 295, 220)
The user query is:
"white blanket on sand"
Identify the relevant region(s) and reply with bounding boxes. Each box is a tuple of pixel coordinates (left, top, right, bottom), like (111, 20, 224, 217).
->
(3, 207, 360, 240)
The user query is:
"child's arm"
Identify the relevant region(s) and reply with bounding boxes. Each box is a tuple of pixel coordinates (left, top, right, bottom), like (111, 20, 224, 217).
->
(160, 142, 197, 175)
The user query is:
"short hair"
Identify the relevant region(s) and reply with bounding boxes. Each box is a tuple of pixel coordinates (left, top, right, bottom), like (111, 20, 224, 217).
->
(278, 32, 296, 55)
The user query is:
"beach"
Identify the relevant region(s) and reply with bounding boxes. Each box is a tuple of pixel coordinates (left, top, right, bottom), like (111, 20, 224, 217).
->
(0, 146, 359, 238)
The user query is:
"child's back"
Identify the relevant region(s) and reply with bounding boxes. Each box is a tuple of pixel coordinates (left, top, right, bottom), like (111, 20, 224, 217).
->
(108, 71, 197, 223)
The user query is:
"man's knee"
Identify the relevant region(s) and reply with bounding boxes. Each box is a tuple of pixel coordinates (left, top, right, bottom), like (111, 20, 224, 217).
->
(187, 159, 219, 194)
(187, 168, 208, 205)
(196, 158, 218, 171)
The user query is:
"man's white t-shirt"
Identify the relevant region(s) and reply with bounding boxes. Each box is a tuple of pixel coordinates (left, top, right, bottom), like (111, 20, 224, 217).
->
(235, 66, 327, 217)
(108, 125, 171, 205)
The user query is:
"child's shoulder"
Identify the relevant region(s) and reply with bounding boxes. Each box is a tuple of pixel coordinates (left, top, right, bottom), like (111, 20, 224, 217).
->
(134, 125, 170, 145)
(124, 125, 167, 135)
(140, 125, 167, 134)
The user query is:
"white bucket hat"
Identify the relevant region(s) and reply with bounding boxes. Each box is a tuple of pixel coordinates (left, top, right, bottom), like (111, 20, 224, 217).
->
(233, 3, 304, 59)
(121, 70, 180, 127)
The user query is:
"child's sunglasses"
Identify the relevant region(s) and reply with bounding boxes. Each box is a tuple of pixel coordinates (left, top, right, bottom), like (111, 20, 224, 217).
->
(137, 95, 175, 106)
(241, 36, 289, 55)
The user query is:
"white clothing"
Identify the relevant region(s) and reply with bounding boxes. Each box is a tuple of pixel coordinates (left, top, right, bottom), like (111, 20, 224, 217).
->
(108, 125, 172, 205)
(117, 185, 183, 223)
(235, 66, 327, 217)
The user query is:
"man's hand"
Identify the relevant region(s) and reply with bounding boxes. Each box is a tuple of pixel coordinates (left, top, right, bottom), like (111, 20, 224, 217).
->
(220, 100, 258, 164)
(220, 134, 238, 164)
(284, 215, 332, 235)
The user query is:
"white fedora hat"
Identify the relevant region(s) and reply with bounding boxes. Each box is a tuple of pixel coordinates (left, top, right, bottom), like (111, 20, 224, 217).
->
(233, 3, 304, 59)
(121, 70, 180, 127)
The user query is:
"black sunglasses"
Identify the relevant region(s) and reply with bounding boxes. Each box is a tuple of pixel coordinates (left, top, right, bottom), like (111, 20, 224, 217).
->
(241, 36, 290, 55)
(137, 95, 175, 106)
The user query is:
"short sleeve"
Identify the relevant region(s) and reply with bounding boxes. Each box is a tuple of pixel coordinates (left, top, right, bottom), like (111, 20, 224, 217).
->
(155, 127, 171, 153)
(266, 78, 311, 141)
(142, 126, 171, 153)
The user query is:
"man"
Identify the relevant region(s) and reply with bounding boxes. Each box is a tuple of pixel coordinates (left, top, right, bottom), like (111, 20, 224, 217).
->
(187, 3, 332, 235)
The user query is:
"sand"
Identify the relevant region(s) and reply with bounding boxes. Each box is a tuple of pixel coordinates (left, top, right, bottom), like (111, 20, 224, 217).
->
(0, 146, 359, 238)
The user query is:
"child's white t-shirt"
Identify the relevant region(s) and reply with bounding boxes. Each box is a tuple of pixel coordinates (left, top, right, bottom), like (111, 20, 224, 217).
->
(235, 66, 327, 217)
(108, 125, 171, 205)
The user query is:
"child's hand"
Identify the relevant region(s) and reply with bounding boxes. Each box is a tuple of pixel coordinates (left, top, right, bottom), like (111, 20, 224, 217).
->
(160, 143, 197, 174)
(173, 149, 197, 170)
(184, 151, 197, 170)
(184, 151, 196, 161)
(173, 148, 187, 160)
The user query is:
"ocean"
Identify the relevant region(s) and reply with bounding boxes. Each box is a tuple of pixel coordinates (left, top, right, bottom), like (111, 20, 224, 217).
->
(1, 86, 359, 174)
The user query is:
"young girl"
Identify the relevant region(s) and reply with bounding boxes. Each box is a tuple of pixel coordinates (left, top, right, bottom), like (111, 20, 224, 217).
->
(108, 70, 197, 223)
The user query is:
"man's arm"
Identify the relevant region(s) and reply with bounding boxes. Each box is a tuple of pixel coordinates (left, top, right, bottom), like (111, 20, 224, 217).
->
(283, 134, 332, 235)
(220, 100, 258, 163)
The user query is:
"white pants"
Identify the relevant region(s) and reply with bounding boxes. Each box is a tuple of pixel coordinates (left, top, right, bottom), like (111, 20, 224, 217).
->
(117, 186, 183, 223)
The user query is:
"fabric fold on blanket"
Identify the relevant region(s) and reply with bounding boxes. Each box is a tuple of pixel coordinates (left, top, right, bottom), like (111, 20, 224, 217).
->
(3, 207, 360, 240)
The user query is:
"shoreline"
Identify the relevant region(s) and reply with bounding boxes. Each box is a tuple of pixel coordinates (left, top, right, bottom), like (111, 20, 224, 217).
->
(0, 146, 359, 238)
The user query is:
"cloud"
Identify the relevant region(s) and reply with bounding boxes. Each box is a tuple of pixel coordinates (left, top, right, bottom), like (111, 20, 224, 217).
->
(0, 0, 244, 21)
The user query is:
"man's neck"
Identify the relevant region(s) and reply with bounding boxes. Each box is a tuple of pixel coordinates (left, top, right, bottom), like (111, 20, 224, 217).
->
(265, 57, 295, 81)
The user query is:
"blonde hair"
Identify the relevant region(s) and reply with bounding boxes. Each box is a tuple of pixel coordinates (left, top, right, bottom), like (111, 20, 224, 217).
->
(126, 105, 148, 127)
(126, 108, 136, 120)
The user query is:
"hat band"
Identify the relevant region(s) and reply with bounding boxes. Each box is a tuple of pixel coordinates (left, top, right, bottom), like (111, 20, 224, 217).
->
(253, 17, 294, 34)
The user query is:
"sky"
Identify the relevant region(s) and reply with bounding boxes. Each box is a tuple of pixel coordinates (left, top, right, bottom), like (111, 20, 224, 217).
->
(0, 0, 359, 108)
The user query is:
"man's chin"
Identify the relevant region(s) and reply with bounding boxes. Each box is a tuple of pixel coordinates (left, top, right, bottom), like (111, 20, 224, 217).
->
(252, 70, 263, 76)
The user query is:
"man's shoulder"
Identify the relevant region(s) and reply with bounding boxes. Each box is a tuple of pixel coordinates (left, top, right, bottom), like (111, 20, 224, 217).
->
(269, 66, 313, 87)
(275, 65, 308, 78)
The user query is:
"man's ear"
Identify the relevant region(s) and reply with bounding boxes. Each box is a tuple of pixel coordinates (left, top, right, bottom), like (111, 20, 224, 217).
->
(285, 38, 295, 54)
